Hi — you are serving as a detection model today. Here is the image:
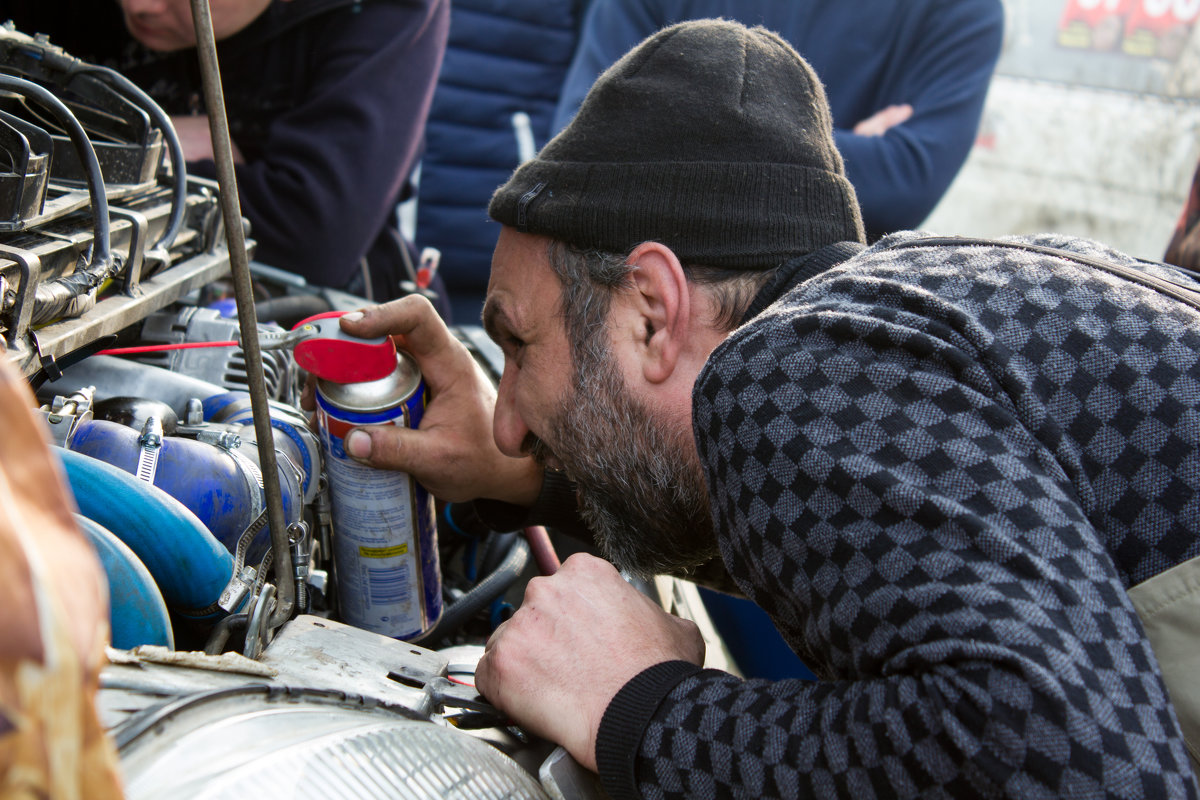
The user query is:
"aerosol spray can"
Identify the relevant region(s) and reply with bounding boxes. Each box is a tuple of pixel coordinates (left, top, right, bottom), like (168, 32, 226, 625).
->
(313, 349, 442, 640)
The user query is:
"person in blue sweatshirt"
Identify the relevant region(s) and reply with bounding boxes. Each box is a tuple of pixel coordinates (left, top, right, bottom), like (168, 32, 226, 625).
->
(414, 0, 591, 324)
(553, 0, 1005, 242)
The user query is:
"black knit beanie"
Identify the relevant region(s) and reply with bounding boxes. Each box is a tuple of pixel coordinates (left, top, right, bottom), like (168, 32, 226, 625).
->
(488, 18, 865, 269)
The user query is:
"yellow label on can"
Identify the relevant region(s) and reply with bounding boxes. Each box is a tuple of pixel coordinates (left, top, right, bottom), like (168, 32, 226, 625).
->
(358, 543, 409, 558)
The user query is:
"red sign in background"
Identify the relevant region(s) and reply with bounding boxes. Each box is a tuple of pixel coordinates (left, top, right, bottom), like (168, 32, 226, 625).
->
(1058, 0, 1198, 59)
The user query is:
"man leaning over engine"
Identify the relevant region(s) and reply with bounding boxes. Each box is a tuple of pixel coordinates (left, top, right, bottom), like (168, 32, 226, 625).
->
(332, 20, 1200, 799)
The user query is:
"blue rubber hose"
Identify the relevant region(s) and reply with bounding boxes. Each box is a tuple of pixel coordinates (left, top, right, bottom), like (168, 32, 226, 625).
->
(76, 514, 174, 650)
(68, 418, 288, 556)
(57, 446, 233, 617)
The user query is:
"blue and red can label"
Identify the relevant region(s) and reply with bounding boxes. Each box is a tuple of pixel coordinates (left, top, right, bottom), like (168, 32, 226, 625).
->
(316, 354, 441, 640)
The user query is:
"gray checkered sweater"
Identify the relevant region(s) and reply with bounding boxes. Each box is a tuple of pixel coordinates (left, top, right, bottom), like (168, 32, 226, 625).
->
(594, 233, 1200, 799)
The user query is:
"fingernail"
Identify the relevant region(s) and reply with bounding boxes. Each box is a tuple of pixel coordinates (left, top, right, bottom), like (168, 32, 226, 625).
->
(346, 429, 371, 459)
(342, 310, 364, 322)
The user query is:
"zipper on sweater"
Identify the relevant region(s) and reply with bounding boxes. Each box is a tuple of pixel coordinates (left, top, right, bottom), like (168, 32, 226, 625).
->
(885, 236, 1200, 314)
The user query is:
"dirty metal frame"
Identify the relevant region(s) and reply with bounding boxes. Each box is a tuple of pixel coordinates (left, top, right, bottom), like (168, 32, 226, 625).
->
(188, 0, 293, 629)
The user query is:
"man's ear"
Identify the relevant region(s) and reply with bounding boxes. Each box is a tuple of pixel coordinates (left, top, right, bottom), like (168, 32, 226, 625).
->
(621, 241, 690, 385)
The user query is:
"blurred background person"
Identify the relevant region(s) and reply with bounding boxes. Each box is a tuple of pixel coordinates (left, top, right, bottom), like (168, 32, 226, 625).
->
(554, 0, 1005, 243)
(0, 0, 450, 302)
(412, 0, 591, 323)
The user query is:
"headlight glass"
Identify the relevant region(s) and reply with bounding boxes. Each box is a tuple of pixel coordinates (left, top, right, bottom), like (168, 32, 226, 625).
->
(119, 692, 550, 800)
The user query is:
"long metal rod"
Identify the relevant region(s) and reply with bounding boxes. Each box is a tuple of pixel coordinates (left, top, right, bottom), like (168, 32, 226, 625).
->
(188, 0, 294, 626)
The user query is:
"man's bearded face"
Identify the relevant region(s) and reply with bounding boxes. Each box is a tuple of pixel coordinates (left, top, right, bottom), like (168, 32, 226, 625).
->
(534, 345, 718, 580)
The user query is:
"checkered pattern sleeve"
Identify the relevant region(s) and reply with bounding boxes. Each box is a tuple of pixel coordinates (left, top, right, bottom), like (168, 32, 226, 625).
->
(596, 234, 1200, 799)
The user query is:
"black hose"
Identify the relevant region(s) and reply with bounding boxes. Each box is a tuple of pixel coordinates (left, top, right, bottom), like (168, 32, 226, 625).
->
(203, 613, 248, 655)
(0, 75, 115, 325)
(75, 65, 188, 251)
(478, 530, 518, 579)
(0, 75, 111, 266)
(253, 294, 332, 328)
(421, 536, 530, 645)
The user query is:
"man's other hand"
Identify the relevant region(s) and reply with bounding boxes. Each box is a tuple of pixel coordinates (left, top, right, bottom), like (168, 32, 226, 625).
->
(852, 103, 913, 137)
(474, 553, 706, 771)
(170, 114, 245, 163)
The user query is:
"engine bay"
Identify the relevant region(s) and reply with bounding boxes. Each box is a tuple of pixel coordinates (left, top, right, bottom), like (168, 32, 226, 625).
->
(0, 22, 629, 799)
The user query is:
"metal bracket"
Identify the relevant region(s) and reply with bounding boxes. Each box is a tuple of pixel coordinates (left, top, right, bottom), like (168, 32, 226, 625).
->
(243, 583, 276, 661)
(0, 242, 41, 346)
(109, 205, 148, 296)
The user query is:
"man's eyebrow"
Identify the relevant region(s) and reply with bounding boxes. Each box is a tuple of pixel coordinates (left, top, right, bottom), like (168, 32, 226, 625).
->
(481, 298, 508, 342)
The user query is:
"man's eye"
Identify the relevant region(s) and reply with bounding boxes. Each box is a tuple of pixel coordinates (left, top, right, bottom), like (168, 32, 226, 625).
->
(503, 335, 525, 355)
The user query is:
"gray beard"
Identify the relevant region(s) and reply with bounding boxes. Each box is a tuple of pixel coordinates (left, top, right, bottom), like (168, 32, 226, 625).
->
(541, 349, 719, 580)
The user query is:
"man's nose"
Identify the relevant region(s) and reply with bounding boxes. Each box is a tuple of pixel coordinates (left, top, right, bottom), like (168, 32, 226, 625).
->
(492, 366, 531, 459)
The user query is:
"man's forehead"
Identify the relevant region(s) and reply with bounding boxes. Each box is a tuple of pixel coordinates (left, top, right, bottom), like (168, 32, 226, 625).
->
(492, 228, 552, 275)
(486, 230, 559, 325)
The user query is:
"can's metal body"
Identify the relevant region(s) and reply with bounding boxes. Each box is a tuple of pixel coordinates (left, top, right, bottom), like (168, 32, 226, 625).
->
(315, 352, 441, 640)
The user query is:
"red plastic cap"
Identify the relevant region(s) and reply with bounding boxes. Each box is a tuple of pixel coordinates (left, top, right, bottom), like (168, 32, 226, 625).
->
(291, 312, 397, 384)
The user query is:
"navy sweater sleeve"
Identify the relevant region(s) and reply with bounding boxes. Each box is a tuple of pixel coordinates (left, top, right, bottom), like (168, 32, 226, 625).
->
(192, 0, 449, 287)
(833, 0, 1003, 238)
(593, 235, 1200, 798)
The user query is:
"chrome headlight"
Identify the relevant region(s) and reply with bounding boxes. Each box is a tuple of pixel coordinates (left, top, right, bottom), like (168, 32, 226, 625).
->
(117, 686, 550, 800)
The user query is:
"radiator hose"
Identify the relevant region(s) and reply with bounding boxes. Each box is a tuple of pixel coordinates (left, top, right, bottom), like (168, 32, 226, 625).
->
(57, 446, 233, 618)
(421, 534, 530, 645)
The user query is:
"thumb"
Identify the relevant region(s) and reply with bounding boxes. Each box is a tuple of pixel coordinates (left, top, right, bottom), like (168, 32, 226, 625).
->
(338, 295, 434, 342)
(345, 425, 429, 476)
(344, 428, 375, 461)
(343, 424, 483, 503)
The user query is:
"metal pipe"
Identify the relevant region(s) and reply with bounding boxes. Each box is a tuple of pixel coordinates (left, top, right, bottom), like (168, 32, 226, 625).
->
(523, 525, 560, 575)
(203, 612, 247, 655)
(188, 0, 293, 627)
